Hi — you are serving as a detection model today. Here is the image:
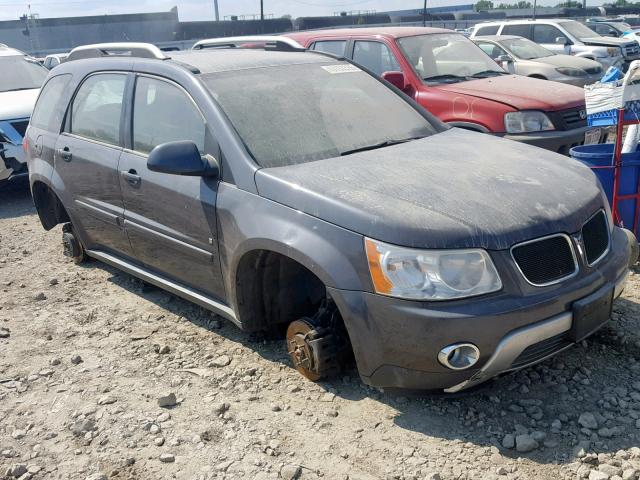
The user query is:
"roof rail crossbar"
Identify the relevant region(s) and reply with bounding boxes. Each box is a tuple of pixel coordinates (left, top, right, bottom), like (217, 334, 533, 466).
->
(192, 36, 304, 51)
(66, 42, 168, 62)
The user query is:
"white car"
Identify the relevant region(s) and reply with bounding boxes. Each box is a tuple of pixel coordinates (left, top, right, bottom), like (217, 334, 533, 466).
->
(43, 53, 68, 70)
(471, 19, 640, 71)
(0, 44, 48, 184)
(623, 28, 640, 45)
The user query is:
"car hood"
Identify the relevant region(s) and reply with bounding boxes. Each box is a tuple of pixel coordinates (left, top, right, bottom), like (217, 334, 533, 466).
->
(435, 75, 584, 111)
(581, 36, 634, 47)
(255, 129, 605, 250)
(533, 54, 602, 70)
(0, 88, 39, 120)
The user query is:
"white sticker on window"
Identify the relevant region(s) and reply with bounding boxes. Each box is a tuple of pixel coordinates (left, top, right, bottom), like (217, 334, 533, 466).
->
(147, 84, 157, 105)
(321, 64, 361, 74)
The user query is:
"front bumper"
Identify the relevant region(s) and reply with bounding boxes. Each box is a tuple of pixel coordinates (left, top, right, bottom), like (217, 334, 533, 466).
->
(0, 143, 28, 183)
(329, 227, 635, 392)
(503, 125, 602, 155)
(0, 118, 28, 183)
(554, 73, 605, 87)
(595, 55, 624, 71)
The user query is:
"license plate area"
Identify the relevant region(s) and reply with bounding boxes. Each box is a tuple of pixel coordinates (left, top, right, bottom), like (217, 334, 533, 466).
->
(569, 285, 614, 342)
(584, 128, 601, 145)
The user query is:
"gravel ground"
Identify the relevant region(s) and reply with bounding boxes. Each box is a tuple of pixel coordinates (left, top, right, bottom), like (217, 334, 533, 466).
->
(2, 181, 640, 480)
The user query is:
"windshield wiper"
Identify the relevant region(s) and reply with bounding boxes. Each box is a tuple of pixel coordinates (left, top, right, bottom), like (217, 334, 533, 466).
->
(469, 70, 507, 78)
(340, 137, 425, 156)
(423, 74, 468, 83)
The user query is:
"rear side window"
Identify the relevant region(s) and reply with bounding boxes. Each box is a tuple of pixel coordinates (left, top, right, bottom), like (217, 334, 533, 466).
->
(71, 73, 126, 146)
(353, 41, 401, 76)
(503, 24, 532, 39)
(31, 74, 72, 131)
(311, 40, 347, 56)
(475, 25, 500, 36)
(132, 76, 205, 155)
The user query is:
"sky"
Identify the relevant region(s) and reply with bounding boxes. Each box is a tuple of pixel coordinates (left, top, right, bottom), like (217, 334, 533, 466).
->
(0, 0, 598, 22)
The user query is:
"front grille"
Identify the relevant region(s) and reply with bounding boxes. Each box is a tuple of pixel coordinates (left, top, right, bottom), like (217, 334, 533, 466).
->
(10, 120, 28, 138)
(561, 108, 588, 129)
(511, 332, 571, 369)
(625, 43, 640, 58)
(511, 235, 577, 286)
(584, 66, 602, 75)
(582, 210, 609, 265)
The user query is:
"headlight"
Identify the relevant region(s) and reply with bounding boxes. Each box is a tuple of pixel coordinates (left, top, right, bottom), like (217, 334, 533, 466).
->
(364, 238, 502, 300)
(607, 47, 621, 57)
(504, 111, 555, 134)
(556, 67, 587, 77)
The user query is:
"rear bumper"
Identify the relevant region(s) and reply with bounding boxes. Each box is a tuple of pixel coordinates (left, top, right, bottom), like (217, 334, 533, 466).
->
(330, 227, 635, 392)
(503, 125, 600, 155)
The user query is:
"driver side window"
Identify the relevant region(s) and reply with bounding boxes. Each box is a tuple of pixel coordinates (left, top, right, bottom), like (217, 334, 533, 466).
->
(476, 42, 507, 59)
(132, 76, 205, 155)
(352, 41, 401, 76)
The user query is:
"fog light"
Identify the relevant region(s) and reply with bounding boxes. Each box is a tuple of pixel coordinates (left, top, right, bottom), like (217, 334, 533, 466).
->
(438, 343, 480, 370)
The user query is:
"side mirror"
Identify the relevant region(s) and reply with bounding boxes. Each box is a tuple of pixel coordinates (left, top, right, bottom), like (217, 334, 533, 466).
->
(147, 141, 219, 178)
(381, 71, 407, 91)
(495, 54, 514, 64)
(555, 36, 569, 45)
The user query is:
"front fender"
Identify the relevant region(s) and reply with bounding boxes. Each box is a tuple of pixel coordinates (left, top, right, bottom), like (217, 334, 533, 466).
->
(216, 182, 373, 311)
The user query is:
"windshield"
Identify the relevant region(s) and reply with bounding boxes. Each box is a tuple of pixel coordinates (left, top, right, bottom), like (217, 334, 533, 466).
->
(397, 33, 504, 84)
(0, 56, 48, 93)
(562, 20, 602, 41)
(610, 22, 632, 33)
(202, 62, 437, 168)
(500, 37, 554, 59)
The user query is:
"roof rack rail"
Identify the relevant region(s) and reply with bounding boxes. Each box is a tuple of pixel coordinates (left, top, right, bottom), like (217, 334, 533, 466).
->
(66, 42, 169, 62)
(192, 36, 304, 52)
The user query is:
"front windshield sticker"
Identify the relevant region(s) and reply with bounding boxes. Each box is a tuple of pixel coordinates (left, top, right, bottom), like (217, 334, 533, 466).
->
(321, 64, 361, 74)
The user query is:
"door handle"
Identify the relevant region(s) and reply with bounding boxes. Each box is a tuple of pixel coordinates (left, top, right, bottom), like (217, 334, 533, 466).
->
(57, 147, 72, 162)
(121, 169, 141, 186)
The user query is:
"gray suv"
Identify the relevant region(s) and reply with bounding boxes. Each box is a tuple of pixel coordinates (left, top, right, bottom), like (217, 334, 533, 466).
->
(26, 43, 637, 392)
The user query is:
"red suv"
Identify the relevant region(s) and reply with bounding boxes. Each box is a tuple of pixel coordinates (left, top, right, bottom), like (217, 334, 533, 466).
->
(287, 27, 599, 154)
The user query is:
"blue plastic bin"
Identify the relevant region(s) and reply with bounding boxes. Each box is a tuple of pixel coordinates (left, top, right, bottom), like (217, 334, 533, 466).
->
(569, 143, 640, 232)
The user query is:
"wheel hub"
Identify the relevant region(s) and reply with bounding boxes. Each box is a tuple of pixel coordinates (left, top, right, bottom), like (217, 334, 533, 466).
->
(286, 320, 321, 381)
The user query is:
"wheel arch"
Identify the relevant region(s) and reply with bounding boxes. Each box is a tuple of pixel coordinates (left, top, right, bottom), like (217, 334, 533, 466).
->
(233, 246, 329, 332)
(217, 183, 373, 331)
(31, 179, 70, 231)
(447, 121, 490, 133)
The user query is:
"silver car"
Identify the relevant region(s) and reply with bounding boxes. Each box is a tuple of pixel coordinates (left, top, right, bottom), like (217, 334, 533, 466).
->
(474, 35, 603, 87)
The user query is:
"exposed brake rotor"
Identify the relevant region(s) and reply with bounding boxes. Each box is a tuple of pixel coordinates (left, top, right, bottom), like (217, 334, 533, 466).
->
(286, 319, 322, 381)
